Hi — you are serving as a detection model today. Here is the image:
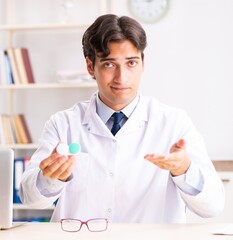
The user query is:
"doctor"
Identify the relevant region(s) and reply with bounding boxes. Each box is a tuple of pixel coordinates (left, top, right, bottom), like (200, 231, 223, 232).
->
(20, 14, 224, 223)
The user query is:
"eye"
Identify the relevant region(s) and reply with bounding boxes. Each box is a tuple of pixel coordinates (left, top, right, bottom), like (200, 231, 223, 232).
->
(128, 60, 138, 67)
(103, 62, 115, 68)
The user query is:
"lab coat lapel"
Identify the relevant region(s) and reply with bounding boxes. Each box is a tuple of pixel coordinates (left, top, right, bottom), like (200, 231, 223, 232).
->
(82, 93, 149, 137)
(82, 93, 113, 138)
(118, 96, 148, 135)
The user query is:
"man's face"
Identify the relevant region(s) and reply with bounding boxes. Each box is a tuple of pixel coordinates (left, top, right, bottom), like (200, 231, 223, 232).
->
(86, 40, 144, 111)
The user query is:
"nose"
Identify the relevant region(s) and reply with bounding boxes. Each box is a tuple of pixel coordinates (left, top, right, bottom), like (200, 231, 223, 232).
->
(114, 66, 127, 84)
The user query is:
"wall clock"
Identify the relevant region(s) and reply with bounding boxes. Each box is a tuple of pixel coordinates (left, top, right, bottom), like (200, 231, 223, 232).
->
(128, 0, 169, 24)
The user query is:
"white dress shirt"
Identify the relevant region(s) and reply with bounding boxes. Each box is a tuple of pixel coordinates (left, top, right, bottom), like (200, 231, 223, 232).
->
(20, 92, 225, 223)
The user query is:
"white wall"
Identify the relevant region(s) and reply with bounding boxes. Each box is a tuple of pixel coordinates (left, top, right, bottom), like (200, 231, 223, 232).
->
(136, 0, 233, 160)
(142, 0, 233, 160)
(1, 0, 233, 160)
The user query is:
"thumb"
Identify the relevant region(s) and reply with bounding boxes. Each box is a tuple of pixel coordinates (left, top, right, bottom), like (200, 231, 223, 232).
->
(176, 139, 186, 149)
(170, 139, 186, 153)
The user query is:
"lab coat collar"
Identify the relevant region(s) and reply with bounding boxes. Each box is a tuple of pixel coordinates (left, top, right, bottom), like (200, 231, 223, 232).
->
(82, 92, 149, 138)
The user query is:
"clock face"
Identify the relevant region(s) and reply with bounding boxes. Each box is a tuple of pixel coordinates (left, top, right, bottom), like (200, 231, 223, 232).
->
(128, 0, 169, 23)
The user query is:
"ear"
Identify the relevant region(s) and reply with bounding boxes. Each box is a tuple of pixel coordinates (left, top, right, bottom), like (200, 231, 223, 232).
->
(86, 57, 95, 77)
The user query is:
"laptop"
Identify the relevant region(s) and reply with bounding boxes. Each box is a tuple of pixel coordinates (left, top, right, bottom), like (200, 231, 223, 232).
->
(0, 148, 24, 230)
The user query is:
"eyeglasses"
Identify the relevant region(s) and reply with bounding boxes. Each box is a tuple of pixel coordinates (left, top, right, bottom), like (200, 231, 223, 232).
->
(60, 218, 108, 232)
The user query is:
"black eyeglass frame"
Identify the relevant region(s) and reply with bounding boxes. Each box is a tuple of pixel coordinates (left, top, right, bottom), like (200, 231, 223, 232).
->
(60, 218, 108, 232)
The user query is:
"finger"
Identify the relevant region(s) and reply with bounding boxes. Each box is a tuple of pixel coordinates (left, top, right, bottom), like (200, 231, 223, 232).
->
(145, 152, 182, 170)
(144, 154, 165, 160)
(50, 156, 76, 180)
(58, 160, 76, 181)
(176, 139, 185, 149)
(39, 152, 60, 170)
(42, 155, 68, 177)
(170, 139, 186, 154)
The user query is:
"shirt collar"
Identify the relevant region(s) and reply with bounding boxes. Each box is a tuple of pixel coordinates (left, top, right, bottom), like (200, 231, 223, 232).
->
(96, 93, 140, 124)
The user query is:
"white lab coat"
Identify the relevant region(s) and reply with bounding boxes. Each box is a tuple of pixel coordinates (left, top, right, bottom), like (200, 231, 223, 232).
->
(20, 93, 224, 223)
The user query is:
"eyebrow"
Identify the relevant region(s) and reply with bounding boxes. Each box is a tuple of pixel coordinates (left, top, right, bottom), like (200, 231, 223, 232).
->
(99, 56, 141, 62)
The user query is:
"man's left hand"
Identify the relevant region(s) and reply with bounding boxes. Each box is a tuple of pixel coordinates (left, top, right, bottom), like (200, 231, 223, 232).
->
(144, 139, 191, 176)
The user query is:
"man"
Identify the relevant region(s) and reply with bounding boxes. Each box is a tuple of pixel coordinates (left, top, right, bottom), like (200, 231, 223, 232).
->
(20, 14, 224, 223)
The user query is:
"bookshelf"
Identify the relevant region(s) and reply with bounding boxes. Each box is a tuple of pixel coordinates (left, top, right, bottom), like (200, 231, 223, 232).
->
(0, 0, 114, 220)
(0, 23, 90, 31)
(0, 82, 97, 90)
(13, 203, 54, 210)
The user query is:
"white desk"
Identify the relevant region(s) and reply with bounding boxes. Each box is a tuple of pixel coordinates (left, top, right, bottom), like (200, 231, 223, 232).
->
(0, 223, 231, 240)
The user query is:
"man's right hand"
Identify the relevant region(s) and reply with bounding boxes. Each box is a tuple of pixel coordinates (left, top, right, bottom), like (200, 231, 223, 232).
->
(39, 146, 77, 182)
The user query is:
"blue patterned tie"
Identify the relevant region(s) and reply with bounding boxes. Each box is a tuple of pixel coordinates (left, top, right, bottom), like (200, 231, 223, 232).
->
(111, 112, 125, 136)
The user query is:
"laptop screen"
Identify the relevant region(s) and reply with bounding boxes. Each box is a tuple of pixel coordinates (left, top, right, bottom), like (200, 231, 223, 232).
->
(0, 148, 14, 229)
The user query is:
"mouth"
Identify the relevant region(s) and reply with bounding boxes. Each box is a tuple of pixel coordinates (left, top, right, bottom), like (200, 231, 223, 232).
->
(111, 86, 130, 92)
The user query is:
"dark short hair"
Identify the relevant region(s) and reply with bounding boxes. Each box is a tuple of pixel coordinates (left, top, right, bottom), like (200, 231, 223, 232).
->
(82, 14, 147, 65)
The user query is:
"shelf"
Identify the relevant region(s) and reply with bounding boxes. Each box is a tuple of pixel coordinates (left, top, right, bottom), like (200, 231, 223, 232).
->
(0, 143, 38, 149)
(1, 0, 110, 219)
(0, 81, 97, 90)
(13, 203, 54, 210)
(0, 23, 90, 31)
(213, 160, 233, 172)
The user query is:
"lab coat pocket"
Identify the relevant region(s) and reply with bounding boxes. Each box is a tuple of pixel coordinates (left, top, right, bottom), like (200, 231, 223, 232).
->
(66, 152, 90, 193)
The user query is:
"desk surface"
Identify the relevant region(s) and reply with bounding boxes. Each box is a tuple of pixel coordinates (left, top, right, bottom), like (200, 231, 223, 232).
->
(0, 222, 231, 240)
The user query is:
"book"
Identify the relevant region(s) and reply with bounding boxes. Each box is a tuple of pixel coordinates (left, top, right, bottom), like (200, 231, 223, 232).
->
(4, 50, 14, 84)
(0, 115, 5, 144)
(11, 115, 22, 144)
(21, 48, 35, 84)
(1, 114, 15, 144)
(0, 49, 14, 85)
(6, 48, 21, 84)
(18, 114, 32, 143)
(14, 48, 28, 84)
(11, 114, 32, 144)
(0, 49, 9, 85)
(8, 115, 17, 143)
(13, 158, 25, 203)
